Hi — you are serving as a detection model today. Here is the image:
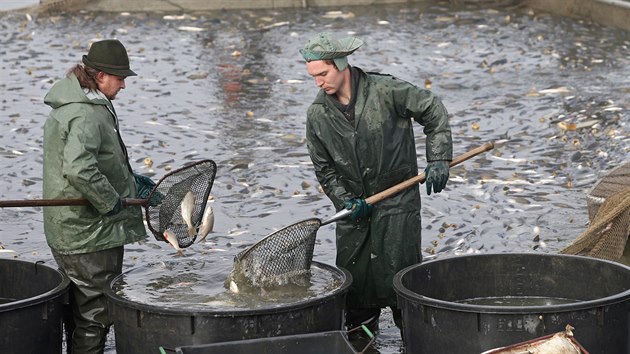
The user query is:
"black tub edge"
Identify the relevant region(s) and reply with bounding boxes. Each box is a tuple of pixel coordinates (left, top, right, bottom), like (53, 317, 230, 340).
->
(0, 259, 70, 312)
(393, 252, 630, 314)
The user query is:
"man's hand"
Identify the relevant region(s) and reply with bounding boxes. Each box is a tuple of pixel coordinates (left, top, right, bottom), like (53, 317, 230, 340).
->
(134, 173, 156, 199)
(134, 173, 164, 206)
(424, 160, 450, 195)
(344, 198, 373, 221)
(105, 198, 123, 216)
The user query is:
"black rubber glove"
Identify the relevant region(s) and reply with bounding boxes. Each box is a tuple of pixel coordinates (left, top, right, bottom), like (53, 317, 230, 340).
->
(105, 198, 123, 216)
(343, 198, 373, 221)
(424, 160, 450, 195)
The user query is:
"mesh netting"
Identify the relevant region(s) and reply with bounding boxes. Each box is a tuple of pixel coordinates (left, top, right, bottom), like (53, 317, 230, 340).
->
(561, 162, 630, 264)
(586, 162, 630, 219)
(229, 218, 321, 288)
(145, 160, 217, 248)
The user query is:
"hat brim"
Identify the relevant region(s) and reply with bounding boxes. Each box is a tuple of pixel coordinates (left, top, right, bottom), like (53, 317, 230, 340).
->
(300, 37, 364, 61)
(82, 55, 137, 77)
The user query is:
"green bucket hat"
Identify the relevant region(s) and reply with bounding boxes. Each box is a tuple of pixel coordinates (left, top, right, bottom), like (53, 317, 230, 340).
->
(299, 32, 364, 71)
(82, 39, 137, 77)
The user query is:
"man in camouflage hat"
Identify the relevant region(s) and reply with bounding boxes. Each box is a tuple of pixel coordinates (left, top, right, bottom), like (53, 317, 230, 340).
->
(301, 32, 453, 337)
(43, 39, 155, 353)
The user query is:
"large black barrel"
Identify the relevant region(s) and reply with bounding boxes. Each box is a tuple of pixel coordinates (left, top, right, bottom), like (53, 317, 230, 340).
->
(393, 253, 630, 354)
(105, 261, 351, 353)
(0, 259, 70, 354)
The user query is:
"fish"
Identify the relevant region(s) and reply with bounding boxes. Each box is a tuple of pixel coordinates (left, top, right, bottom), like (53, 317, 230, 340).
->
(177, 26, 205, 32)
(180, 191, 196, 237)
(196, 204, 215, 243)
(163, 230, 184, 256)
(229, 280, 240, 294)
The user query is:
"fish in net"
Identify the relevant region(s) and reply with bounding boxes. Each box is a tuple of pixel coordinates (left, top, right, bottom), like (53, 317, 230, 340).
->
(227, 219, 321, 288)
(145, 159, 217, 248)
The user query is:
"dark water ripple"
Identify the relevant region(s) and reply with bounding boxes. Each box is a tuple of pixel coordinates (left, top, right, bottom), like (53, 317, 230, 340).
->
(0, 2, 629, 353)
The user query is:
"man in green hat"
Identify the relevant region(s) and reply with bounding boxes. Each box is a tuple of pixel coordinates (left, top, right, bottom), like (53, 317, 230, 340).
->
(43, 39, 155, 353)
(301, 32, 453, 336)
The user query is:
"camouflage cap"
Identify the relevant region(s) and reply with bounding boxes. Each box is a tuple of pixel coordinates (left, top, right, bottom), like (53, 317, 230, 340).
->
(299, 32, 364, 71)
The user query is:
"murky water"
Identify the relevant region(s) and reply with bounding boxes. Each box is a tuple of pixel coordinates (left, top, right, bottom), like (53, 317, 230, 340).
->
(1, 1, 629, 353)
(111, 259, 344, 310)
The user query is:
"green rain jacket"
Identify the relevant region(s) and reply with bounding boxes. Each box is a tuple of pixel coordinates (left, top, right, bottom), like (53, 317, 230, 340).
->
(306, 67, 452, 308)
(42, 74, 146, 255)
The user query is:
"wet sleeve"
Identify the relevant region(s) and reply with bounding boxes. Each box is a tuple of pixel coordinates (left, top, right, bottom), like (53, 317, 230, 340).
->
(62, 110, 120, 214)
(391, 78, 453, 162)
(306, 108, 353, 210)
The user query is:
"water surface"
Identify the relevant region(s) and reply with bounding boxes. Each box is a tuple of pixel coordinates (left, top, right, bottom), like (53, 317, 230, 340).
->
(1, 1, 629, 353)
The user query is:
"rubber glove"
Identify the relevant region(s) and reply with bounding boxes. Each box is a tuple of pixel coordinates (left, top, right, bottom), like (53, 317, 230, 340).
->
(343, 198, 373, 221)
(424, 160, 450, 195)
(134, 173, 155, 199)
(134, 173, 163, 207)
(105, 198, 123, 216)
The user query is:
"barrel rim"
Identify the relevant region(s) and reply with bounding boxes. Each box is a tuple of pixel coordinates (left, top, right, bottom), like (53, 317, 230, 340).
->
(393, 252, 630, 314)
(105, 260, 352, 316)
(0, 259, 70, 312)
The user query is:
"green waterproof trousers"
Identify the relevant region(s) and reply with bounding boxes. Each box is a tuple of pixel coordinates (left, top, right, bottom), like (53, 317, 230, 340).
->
(53, 246, 123, 354)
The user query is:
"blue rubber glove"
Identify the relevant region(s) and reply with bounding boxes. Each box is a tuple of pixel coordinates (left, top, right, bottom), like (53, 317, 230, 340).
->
(424, 161, 450, 195)
(343, 198, 373, 221)
(134, 173, 163, 206)
(134, 173, 155, 199)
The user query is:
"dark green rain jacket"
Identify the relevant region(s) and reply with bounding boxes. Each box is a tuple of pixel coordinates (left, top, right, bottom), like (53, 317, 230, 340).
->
(306, 67, 452, 308)
(42, 74, 146, 255)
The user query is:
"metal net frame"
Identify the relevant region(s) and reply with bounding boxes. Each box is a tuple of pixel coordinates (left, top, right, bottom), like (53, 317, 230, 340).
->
(230, 218, 321, 288)
(145, 159, 217, 248)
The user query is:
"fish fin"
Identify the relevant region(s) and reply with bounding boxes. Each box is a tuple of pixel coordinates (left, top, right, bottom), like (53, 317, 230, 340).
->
(188, 227, 196, 237)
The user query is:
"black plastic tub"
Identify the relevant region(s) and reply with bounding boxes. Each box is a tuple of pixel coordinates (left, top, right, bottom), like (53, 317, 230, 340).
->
(174, 330, 358, 354)
(393, 253, 630, 354)
(0, 259, 70, 354)
(105, 261, 352, 354)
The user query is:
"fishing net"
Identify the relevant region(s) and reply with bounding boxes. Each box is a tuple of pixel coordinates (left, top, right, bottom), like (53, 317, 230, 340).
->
(560, 162, 630, 264)
(145, 160, 217, 248)
(228, 218, 321, 288)
(226, 143, 495, 288)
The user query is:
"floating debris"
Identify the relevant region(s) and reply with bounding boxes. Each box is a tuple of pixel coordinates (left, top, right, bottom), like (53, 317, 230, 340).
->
(260, 21, 290, 30)
(322, 11, 355, 19)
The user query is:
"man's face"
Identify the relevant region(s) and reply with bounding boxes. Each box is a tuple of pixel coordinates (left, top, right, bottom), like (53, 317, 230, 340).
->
(96, 72, 126, 100)
(306, 60, 344, 95)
